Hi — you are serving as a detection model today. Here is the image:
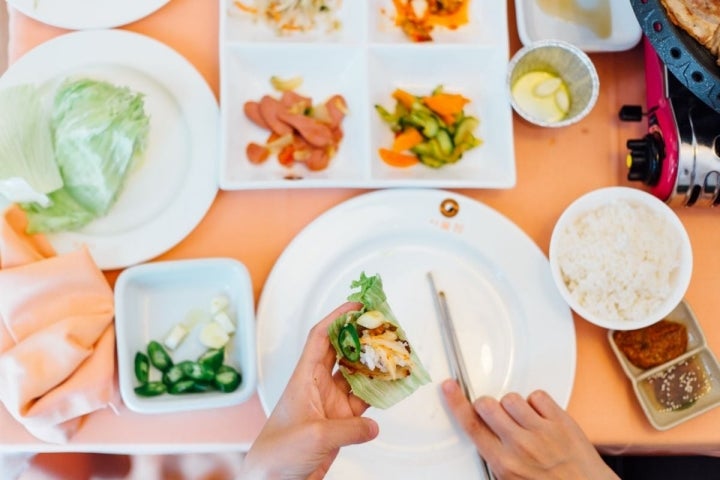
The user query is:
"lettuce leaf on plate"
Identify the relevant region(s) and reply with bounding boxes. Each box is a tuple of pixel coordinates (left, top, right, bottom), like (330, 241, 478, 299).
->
(0, 84, 62, 207)
(328, 272, 431, 409)
(22, 78, 150, 233)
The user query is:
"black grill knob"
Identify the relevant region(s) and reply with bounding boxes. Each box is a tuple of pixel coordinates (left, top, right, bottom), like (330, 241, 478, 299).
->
(626, 132, 664, 186)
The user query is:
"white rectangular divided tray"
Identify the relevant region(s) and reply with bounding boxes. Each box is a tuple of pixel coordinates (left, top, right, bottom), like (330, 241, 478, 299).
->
(218, 0, 516, 189)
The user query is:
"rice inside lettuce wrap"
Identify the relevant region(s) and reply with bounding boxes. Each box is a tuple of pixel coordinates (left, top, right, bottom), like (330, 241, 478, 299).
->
(328, 272, 431, 409)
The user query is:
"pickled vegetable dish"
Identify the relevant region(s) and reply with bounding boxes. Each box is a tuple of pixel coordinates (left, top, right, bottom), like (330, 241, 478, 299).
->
(390, 0, 471, 42)
(132, 294, 242, 397)
(375, 86, 482, 168)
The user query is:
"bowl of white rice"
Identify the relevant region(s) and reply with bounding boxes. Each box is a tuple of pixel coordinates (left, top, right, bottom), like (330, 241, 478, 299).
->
(549, 187, 692, 330)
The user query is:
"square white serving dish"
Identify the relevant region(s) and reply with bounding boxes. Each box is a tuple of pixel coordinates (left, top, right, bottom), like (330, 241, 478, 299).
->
(115, 258, 256, 414)
(218, 0, 516, 189)
(514, 0, 642, 52)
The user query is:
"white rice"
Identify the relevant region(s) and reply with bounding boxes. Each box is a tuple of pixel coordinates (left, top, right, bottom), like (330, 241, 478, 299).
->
(555, 198, 682, 322)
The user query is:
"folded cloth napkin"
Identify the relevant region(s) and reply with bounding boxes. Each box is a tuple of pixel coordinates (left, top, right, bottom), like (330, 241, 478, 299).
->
(0, 205, 115, 444)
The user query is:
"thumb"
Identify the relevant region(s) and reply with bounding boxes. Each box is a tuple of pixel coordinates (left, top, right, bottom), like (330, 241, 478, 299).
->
(321, 417, 379, 449)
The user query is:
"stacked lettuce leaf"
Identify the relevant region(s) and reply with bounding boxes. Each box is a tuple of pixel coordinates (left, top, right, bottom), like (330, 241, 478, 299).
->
(329, 272, 431, 409)
(0, 78, 149, 233)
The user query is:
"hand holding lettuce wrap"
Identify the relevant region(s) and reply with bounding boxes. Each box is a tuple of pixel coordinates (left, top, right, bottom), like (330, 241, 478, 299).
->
(241, 302, 379, 480)
(328, 272, 431, 409)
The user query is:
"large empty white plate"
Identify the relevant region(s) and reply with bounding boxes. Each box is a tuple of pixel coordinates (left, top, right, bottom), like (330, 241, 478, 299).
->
(0, 30, 219, 270)
(8, 0, 170, 29)
(256, 189, 575, 480)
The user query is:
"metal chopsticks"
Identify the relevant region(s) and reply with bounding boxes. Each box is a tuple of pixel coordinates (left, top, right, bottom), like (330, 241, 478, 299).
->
(427, 272, 495, 480)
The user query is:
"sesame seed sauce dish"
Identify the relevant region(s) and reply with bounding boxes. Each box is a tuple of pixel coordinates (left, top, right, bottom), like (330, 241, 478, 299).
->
(608, 300, 720, 430)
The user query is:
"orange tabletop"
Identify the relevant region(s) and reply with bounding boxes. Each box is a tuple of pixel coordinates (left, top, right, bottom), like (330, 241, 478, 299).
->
(2, 0, 720, 456)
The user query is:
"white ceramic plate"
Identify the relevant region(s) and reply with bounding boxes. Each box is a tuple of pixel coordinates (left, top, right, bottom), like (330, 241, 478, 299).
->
(515, 0, 642, 52)
(0, 30, 218, 270)
(219, 0, 515, 189)
(256, 189, 575, 480)
(7, 0, 170, 29)
(115, 258, 257, 414)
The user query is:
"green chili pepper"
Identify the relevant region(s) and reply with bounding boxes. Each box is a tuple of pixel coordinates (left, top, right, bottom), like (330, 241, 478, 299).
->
(178, 360, 215, 382)
(134, 351, 150, 383)
(338, 324, 361, 362)
(147, 340, 173, 372)
(197, 348, 225, 372)
(162, 364, 185, 386)
(134, 381, 167, 397)
(168, 379, 196, 395)
(214, 365, 241, 393)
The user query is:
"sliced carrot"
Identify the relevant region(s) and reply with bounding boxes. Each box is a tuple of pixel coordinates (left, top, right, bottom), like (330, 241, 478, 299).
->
(391, 127, 424, 152)
(234, 0, 258, 14)
(422, 93, 470, 117)
(392, 88, 417, 109)
(278, 144, 295, 167)
(391, 0, 408, 22)
(428, 0, 470, 29)
(379, 148, 419, 168)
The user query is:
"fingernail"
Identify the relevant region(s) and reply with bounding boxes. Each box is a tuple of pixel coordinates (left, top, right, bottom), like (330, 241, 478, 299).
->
(366, 419, 379, 438)
(441, 379, 458, 394)
(474, 396, 494, 415)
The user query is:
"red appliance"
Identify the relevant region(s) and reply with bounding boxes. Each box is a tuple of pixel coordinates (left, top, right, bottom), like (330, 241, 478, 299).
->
(620, 39, 720, 207)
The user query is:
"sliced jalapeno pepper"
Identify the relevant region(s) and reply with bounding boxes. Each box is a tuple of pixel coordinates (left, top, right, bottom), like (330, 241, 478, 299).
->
(134, 351, 150, 383)
(134, 381, 167, 397)
(338, 324, 361, 362)
(168, 379, 196, 395)
(214, 365, 241, 393)
(178, 360, 215, 382)
(197, 348, 225, 372)
(162, 364, 185, 386)
(189, 380, 216, 393)
(147, 340, 173, 372)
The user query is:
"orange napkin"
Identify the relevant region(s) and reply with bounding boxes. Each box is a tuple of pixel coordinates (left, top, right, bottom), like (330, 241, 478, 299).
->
(0, 205, 115, 444)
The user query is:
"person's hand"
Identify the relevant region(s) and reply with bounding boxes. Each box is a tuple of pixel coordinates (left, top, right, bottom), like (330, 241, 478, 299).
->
(241, 302, 379, 480)
(442, 380, 619, 480)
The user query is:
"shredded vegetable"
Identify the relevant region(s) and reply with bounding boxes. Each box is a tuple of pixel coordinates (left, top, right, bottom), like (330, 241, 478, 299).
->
(234, 0, 342, 34)
(391, 0, 470, 42)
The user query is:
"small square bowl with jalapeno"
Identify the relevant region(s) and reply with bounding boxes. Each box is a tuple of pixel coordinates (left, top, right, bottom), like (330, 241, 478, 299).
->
(115, 258, 256, 414)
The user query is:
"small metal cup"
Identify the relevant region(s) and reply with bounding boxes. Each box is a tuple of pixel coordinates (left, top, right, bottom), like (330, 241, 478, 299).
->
(507, 40, 600, 127)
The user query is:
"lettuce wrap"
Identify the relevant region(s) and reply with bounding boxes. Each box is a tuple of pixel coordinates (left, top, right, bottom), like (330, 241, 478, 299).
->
(328, 272, 431, 409)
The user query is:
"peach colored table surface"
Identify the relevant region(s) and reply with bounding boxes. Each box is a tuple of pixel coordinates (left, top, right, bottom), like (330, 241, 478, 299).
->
(3, 0, 720, 456)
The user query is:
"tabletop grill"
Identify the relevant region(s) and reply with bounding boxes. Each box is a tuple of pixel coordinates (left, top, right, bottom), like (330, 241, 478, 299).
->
(620, 39, 720, 207)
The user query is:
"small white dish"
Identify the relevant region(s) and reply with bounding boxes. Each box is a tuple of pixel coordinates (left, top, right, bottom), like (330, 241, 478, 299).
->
(549, 187, 692, 330)
(514, 0, 642, 52)
(115, 258, 256, 414)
